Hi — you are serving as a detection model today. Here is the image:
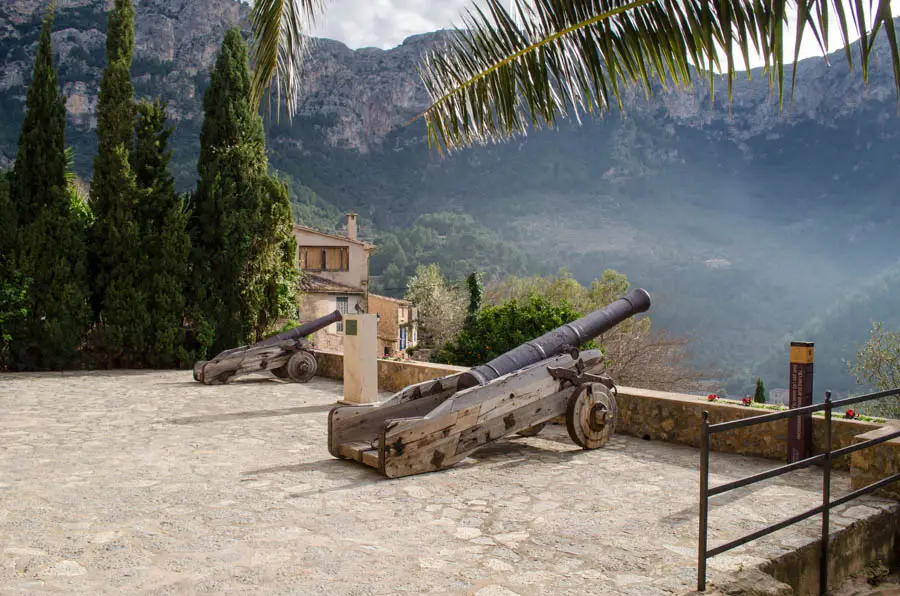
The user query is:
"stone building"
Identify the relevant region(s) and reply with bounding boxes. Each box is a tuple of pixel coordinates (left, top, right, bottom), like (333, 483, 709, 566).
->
(368, 294, 418, 358)
(294, 214, 375, 351)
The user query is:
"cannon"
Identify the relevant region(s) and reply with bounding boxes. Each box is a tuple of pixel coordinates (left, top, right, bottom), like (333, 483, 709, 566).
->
(328, 288, 651, 478)
(192, 310, 342, 385)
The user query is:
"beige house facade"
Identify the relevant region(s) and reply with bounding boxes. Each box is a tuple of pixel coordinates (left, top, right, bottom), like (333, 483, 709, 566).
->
(294, 214, 375, 351)
(368, 294, 418, 358)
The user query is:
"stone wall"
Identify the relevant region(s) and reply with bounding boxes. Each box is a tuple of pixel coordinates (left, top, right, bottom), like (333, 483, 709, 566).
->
(615, 386, 881, 471)
(298, 295, 361, 352)
(850, 425, 900, 499)
(312, 350, 467, 394)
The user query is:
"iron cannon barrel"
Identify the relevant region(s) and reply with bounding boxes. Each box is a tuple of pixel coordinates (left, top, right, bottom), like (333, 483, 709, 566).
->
(253, 310, 342, 349)
(457, 288, 651, 390)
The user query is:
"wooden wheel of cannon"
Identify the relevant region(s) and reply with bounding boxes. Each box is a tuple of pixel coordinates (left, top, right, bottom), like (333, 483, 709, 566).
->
(566, 383, 617, 449)
(285, 350, 317, 383)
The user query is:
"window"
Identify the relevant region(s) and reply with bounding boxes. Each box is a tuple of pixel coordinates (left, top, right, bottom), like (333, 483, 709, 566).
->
(298, 246, 350, 271)
(336, 296, 349, 332)
(399, 326, 407, 351)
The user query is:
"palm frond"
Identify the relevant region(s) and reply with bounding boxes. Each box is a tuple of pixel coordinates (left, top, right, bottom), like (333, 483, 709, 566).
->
(248, 0, 326, 117)
(419, 0, 897, 152)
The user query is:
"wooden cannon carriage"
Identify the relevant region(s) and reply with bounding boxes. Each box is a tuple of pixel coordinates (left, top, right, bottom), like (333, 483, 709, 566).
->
(192, 311, 342, 385)
(327, 289, 651, 478)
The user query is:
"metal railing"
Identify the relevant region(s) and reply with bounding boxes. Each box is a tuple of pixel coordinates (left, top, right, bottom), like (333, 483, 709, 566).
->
(697, 387, 900, 593)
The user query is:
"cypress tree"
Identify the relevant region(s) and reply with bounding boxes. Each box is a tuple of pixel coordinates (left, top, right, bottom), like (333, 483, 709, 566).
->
(191, 29, 297, 354)
(12, 11, 67, 222)
(133, 99, 193, 368)
(90, 0, 148, 366)
(6, 11, 91, 370)
(754, 376, 766, 404)
(0, 173, 25, 368)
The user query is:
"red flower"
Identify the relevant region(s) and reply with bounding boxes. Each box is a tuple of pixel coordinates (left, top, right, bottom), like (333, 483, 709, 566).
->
(845, 409, 857, 419)
(708, 394, 719, 401)
(741, 397, 752, 406)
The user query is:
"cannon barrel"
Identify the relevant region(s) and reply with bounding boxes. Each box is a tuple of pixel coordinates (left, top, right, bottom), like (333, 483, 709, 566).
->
(457, 288, 651, 390)
(253, 310, 342, 349)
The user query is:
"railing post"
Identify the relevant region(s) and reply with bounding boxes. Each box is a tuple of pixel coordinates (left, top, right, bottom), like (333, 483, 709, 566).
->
(820, 391, 832, 596)
(698, 410, 710, 592)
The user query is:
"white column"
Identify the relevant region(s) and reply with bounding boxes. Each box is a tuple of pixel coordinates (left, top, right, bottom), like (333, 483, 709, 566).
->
(340, 313, 378, 404)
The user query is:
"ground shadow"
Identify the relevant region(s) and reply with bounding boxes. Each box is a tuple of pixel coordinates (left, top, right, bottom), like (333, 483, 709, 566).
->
(168, 403, 334, 424)
(243, 457, 384, 497)
(164, 376, 281, 387)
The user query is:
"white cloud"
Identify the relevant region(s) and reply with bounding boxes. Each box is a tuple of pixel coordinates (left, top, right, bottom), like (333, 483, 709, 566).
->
(309, 0, 479, 49)
(302, 0, 900, 69)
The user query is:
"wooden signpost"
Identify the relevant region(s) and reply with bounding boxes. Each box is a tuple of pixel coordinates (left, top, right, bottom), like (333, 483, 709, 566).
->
(788, 341, 814, 463)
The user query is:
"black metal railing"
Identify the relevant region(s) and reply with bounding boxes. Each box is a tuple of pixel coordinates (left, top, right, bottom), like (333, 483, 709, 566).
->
(697, 388, 900, 594)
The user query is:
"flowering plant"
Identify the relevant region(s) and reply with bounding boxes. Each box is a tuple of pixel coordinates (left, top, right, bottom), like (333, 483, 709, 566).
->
(845, 409, 857, 419)
(707, 394, 719, 402)
(741, 397, 752, 406)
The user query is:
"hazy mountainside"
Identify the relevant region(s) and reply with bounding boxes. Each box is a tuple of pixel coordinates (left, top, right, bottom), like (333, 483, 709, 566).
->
(2, 0, 900, 396)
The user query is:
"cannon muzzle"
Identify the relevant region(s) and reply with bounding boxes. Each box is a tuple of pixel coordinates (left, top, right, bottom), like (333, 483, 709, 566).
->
(254, 310, 342, 349)
(457, 288, 651, 389)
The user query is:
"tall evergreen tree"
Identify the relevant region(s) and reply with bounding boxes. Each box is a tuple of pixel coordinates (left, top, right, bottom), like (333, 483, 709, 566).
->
(754, 377, 767, 404)
(191, 28, 298, 354)
(90, 0, 148, 367)
(0, 173, 26, 368)
(6, 11, 90, 370)
(133, 99, 193, 368)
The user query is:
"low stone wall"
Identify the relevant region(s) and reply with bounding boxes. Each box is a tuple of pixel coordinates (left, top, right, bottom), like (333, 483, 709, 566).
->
(615, 386, 880, 471)
(850, 424, 900, 499)
(312, 350, 467, 394)
(761, 502, 900, 595)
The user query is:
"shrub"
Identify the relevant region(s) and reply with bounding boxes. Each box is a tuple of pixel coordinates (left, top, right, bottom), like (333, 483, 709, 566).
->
(434, 295, 586, 367)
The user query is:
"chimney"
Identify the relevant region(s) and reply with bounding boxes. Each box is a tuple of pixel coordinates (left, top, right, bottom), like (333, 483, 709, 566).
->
(346, 212, 358, 241)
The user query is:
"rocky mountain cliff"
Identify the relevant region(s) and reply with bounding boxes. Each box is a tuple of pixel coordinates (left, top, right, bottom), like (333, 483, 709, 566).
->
(3, 0, 900, 396)
(4, 0, 897, 168)
(0, 0, 446, 170)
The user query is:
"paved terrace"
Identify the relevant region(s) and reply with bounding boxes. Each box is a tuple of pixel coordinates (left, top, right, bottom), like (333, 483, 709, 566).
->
(0, 371, 895, 595)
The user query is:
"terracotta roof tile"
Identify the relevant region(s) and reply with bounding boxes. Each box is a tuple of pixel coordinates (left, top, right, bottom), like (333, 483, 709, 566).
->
(292, 224, 375, 250)
(300, 273, 365, 295)
(368, 293, 411, 306)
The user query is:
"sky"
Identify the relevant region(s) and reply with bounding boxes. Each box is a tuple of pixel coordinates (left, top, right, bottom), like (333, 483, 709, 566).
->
(306, 1, 896, 69)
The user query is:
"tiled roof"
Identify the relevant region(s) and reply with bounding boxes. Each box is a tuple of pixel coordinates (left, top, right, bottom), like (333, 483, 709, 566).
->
(369, 293, 411, 306)
(299, 273, 365, 295)
(292, 224, 375, 250)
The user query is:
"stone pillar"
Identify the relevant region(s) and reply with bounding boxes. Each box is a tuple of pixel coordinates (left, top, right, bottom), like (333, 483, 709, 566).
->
(340, 314, 378, 404)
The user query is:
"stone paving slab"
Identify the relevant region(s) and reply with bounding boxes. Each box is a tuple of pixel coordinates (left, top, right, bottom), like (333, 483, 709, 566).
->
(0, 371, 895, 595)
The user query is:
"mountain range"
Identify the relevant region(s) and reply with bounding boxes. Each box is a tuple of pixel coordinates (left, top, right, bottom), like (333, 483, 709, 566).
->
(2, 0, 900, 396)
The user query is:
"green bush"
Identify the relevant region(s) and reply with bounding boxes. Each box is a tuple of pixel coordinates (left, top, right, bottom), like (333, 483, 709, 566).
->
(269, 320, 299, 336)
(434, 295, 588, 366)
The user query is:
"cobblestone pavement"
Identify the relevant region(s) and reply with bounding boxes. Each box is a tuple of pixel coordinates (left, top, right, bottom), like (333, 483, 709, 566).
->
(0, 371, 895, 595)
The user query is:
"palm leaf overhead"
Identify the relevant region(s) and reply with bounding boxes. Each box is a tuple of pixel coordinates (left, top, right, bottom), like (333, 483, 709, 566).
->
(248, 0, 326, 117)
(418, 0, 900, 152)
